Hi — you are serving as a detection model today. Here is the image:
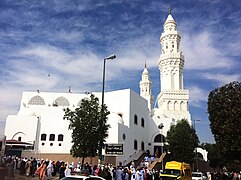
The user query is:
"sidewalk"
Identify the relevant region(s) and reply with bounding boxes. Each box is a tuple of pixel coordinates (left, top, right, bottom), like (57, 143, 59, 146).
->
(11, 170, 59, 180)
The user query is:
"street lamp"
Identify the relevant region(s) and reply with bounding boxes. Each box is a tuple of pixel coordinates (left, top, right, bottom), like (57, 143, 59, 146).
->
(158, 123, 164, 171)
(99, 54, 116, 164)
(102, 54, 116, 108)
(193, 119, 200, 171)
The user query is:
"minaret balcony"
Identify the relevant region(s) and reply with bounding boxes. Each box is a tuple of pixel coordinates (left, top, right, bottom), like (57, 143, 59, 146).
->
(160, 52, 184, 60)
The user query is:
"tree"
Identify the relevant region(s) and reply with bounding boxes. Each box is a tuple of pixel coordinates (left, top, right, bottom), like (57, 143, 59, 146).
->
(207, 81, 241, 161)
(203, 143, 223, 171)
(166, 119, 199, 163)
(63, 94, 110, 166)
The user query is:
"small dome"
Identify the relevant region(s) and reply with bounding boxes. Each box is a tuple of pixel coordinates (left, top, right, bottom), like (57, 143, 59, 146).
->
(164, 14, 176, 25)
(107, 113, 124, 124)
(142, 68, 149, 75)
(17, 108, 36, 116)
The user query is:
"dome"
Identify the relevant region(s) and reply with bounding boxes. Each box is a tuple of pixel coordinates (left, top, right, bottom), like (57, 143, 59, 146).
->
(142, 68, 149, 75)
(17, 108, 36, 116)
(107, 113, 124, 124)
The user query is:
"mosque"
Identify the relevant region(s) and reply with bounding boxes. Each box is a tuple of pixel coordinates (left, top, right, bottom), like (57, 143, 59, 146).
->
(4, 10, 200, 166)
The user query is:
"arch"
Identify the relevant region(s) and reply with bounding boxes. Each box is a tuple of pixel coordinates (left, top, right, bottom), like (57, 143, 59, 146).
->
(141, 141, 145, 151)
(134, 139, 138, 150)
(28, 95, 45, 105)
(12, 132, 26, 140)
(154, 134, 165, 143)
(141, 118, 145, 127)
(180, 101, 185, 111)
(53, 96, 70, 106)
(134, 114, 138, 125)
(167, 101, 172, 111)
(174, 101, 178, 111)
(77, 97, 90, 107)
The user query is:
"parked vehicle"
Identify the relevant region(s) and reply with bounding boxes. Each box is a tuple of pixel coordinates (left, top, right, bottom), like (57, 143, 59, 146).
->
(160, 161, 192, 180)
(61, 175, 106, 180)
(192, 172, 207, 180)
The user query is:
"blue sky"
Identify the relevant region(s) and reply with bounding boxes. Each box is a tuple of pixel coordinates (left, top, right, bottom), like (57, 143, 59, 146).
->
(0, 0, 240, 143)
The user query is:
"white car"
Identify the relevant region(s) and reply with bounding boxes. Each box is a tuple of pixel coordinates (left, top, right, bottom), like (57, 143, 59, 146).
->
(192, 172, 207, 180)
(60, 175, 106, 180)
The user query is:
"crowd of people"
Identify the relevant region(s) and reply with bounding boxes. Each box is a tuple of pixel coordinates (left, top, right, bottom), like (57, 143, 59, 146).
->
(0, 155, 161, 180)
(0, 155, 240, 180)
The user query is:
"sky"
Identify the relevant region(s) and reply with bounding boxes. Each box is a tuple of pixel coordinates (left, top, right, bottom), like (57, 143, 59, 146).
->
(0, 0, 240, 143)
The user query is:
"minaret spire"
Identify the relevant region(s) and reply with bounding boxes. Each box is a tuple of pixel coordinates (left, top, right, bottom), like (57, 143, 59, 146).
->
(139, 63, 154, 111)
(157, 9, 190, 123)
(168, 6, 171, 15)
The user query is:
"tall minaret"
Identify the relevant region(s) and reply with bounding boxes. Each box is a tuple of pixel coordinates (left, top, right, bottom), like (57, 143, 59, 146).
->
(140, 63, 154, 111)
(157, 8, 190, 121)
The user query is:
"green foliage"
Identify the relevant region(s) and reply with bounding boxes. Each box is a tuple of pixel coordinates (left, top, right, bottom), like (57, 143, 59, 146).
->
(166, 119, 199, 163)
(208, 81, 241, 161)
(203, 143, 223, 170)
(63, 94, 110, 161)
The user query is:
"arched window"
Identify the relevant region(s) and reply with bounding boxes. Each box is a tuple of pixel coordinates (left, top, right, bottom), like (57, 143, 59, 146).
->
(41, 134, 47, 141)
(180, 101, 185, 111)
(141, 118, 145, 128)
(141, 141, 145, 151)
(134, 139, 138, 150)
(134, 114, 138, 125)
(28, 95, 45, 105)
(58, 134, 64, 141)
(49, 134, 55, 141)
(167, 101, 172, 111)
(53, 96, 70, 106)
(154, 134, 165, 143)
(174, 101, 178, 111)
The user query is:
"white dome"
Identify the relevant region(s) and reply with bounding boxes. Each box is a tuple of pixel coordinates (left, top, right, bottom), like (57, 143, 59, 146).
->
(107, 113, 124, 124)
(17, 108, 36, 116)
(142, 68, 149, 75)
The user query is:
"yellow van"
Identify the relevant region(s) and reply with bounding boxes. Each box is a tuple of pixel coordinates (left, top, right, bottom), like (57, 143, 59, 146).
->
(160, 161, 192, 180)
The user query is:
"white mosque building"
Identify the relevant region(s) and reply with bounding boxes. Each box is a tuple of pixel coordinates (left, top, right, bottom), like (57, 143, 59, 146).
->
(4, 10, 194, 166)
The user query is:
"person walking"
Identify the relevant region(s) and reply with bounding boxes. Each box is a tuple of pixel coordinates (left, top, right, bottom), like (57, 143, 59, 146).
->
(35, 160, 47, 180)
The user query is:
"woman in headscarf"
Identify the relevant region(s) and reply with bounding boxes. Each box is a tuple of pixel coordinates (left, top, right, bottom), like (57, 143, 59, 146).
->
(35, 160, 47, 180)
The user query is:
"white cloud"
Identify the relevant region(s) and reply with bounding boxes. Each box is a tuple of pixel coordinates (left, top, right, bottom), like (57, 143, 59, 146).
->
(181, 31, 232, 70)
(188, 86, 208, 107)
(202, 73, 241, 85)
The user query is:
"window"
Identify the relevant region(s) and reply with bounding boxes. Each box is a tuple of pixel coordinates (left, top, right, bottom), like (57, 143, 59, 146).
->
(18, 137, 22, 141)
(141, 118, 145, 127)
(41, 134, 47, 141)
(28, 95, 45, 105)
(50, 143, 53, 146)
(41, 143, 45, 146)
(122, 133, 126, 141)
(49, 134, 55, 141)
(134, 114, 138, 125)
(58, 134, 64, 141)
(134, 139, 138, 150)
(59, 143, 62, 146)
(141, 141, 145, 151)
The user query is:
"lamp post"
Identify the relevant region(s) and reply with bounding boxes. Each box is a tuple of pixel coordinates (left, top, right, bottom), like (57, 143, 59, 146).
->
(99, 54, 116, 164)
(158, 123, 164, 171)
(193, 119, 200, 171)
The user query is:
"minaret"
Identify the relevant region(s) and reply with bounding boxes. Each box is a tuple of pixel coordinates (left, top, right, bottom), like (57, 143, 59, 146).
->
(139, 63, 154, 111)
(157, 8, 190, 121)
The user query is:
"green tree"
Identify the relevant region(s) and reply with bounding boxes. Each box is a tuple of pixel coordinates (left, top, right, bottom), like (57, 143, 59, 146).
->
(203, 143, 223, 171)
(207, 81, 241, 161)
(63, 94, 110, 166)
(166, 119, 199, 163)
